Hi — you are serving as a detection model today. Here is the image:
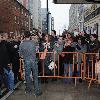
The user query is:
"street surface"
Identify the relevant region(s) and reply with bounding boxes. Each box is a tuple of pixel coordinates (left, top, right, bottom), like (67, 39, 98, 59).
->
(6, 79, 100, 100)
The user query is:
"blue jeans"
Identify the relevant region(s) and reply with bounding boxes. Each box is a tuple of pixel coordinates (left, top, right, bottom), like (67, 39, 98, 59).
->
(64, 63, 73, 83)
(4, 68, 14, 91)
(24, 59, 41, 95)
(77, 63, 81, 76)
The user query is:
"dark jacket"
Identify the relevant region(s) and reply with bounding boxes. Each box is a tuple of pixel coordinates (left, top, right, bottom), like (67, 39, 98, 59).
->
(88, 39, 100, 53)
(62, 46, 75, 64)
(8, 40, 20, 62)
(0, 41, 10, 69)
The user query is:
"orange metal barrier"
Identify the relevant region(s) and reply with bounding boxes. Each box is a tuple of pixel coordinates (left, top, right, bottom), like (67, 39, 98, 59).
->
(19, 52, 84, 86)
(84, 53, 100, 88)
(19, 58, 24, 80)
(19, 52, 100, 88)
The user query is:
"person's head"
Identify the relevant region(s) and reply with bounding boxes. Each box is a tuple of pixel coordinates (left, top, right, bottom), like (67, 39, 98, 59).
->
(66, 32, 72, 38)
(65, 39, 72, 47)
(44, 34, 51, 42)
(2, 33, 8, 40)
(90, 34, 98, 41)
(31, 34, 39, 42)
(12, 34, 16, 40)
(44, 34, 48, 42)
(55, 42, 60, 47)
(24, 31, 31, 40)
(78, 39, 82, 44)
(51, 30, 56, 37)
(58, 36, 63, 43)
(20, 35, 24, 40)
(15, 35, 20, 41)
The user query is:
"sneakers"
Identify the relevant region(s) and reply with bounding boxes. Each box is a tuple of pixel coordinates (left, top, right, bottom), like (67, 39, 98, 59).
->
(25, 91, 33, 95)
(32, 92, 42, 99)
(35, 92, 42, 96)
(25, 89, 33, 95)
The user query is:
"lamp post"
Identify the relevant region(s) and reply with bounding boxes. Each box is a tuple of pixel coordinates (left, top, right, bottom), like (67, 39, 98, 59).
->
(47, 0, 49, 34)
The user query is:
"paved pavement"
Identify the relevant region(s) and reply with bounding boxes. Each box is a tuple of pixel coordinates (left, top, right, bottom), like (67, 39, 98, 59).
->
(6, 79, 100, 100)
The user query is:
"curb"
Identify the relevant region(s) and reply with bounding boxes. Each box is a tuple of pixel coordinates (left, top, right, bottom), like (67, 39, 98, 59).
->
(0, 81, 22, 100)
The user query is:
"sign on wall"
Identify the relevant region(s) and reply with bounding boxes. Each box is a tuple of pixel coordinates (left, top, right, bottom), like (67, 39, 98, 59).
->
(53, 0, 100, 3)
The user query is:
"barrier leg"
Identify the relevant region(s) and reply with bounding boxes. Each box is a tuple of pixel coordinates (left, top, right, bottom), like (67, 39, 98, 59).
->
(19, 59, 23, 80)
(75, 78, 77, 87)
(88, 79, 92, 89)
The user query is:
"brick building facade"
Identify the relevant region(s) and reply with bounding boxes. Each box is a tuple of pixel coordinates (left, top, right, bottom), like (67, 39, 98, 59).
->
(0, 0, 33, 34)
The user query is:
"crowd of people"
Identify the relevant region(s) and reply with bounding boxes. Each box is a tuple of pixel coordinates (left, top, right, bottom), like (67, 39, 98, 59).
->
(0, 33, 21, 96)
(0, 30, 100, 97)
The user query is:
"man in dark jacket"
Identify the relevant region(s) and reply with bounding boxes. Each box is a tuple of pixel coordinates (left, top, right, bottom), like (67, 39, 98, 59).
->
(87, 34, 100, 78)
(0, 34, 10, 71)
(88, 34, 100, 53)
(0, 33, 11, 90)
(8, 37, 21, 84)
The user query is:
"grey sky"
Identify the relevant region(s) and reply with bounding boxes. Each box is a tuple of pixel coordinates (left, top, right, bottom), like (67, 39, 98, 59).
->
(41, 0, 71, 34)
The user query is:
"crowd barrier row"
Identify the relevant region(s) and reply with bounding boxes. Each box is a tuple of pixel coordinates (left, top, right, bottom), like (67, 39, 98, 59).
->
(19, 52, 100, 88)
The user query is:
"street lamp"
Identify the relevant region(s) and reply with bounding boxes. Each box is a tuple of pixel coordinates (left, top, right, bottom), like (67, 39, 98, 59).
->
(47, 0, 49, 34)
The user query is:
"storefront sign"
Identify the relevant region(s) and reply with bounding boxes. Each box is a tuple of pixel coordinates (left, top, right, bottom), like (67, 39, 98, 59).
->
(84, 7, 100, 22)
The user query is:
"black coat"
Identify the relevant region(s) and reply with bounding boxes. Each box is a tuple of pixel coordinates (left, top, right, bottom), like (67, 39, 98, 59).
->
(0, 41, 10, 69)
(88, 39, 100, 53)
(63, 46, 75, 64)
(8, 40, 20, 65)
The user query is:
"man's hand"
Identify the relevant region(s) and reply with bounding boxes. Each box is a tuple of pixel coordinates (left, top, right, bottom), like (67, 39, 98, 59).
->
(54, 50, 57, 54)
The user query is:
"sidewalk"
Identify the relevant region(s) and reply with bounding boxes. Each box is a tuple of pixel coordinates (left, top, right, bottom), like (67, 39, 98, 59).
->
(6, 79, 100, 100)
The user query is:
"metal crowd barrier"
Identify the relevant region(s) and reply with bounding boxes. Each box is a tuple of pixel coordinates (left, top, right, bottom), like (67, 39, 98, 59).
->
(19, 52, 100, 88)
(83, 53, 100, 88)
(19, 58, 24, 80)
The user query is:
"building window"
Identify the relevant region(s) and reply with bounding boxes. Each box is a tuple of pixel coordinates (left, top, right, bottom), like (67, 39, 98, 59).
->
(22, 9, 23, 14)
(18, 20, 19, 24)
(88, 26, 91, 34)
(15, 7, 16, 10)
(27, 22, 28, 25)
(25, 13, 26, 16)
(22, 21, 23, 25)
(31, 15, 32, 19)
(15, 16, 17, 20)
(27, 14, 28, 18)
(93, 23, 98, 35)
(25, 21, 26, 26)
(18, 7, 20, 10)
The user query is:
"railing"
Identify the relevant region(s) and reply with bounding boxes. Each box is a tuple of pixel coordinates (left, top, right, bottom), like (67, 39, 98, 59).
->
(84, 53, 100, 88)
(19, 52, 100, 88)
